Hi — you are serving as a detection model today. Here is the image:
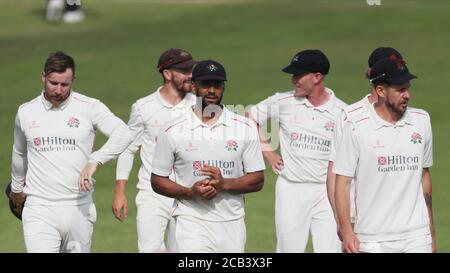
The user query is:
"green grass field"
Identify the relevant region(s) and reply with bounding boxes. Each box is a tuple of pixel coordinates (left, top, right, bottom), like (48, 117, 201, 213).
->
(1, 0, 449, 252)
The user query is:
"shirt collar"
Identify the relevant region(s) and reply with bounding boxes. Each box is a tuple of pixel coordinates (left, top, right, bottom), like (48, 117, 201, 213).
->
(397, 109, 414, 126)
(314, 88, 337, 113)
(189, 105, 231, 130)
(295, 87, 336, 113)
(368, 103, 414, 130)
(156, 86, 192, 109)
(40, 90, 72, 111)
(361, 94, 372, 109)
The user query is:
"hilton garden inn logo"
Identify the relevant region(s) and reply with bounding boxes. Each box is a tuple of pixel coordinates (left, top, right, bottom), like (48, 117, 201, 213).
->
(290, 132, 299, 141)
(289, 131, 330, 152)
(377, 155, 420, 172)
(32, 136, 76, 152)
(192, 160, 236, 176)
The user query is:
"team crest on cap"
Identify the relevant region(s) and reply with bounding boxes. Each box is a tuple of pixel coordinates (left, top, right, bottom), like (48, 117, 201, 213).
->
(391, 55, 407, 70)
(410, 132, 422, 144)
(207, 64, 218, 72)
(180, 51, 189, 57)
(226, 140, 238, 151)
(67, 117, 80, 128)
(397, 63, 406, 71)
(293, 56, 299, 62)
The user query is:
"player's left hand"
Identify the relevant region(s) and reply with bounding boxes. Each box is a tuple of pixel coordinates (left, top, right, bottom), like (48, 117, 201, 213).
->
(79, 162, 98, 192)
(200, 165, 225, 190)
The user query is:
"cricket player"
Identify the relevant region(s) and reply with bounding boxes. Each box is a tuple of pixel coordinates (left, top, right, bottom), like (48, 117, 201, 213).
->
(151, 60, 265, 253)
(46, 0, 84, 23)
(334, 57, 436, 253)
(247, 49, 346, 253)
(9, 51, 132, 253)
(326, 47, 403, 230)
(113, 48, 197, 252)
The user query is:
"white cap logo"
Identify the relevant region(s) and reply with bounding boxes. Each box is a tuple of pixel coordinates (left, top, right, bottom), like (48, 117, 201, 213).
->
(207, 64, 218, 72)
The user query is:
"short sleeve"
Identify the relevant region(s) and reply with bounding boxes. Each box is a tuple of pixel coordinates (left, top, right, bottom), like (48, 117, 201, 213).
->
(151, 128, 175, 177)
(333, 121, 359, 178)
(423, 116, 433, 168)
(242, 123, 266, 173)
(329, 109, 346, 162)
(249, 94, 279, 125)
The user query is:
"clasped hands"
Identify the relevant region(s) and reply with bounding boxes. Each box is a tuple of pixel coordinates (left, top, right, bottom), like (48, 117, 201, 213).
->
(192, 165, 224, 201)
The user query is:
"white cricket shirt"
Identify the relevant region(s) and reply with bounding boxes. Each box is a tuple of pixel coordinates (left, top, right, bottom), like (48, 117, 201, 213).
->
(11, 91, 132, 206)
(329, 94, 372, 162)
(329, 94, 372, 223)
(116, 87, 196, 191)
(152, 107, 265, 221)
(250, 88, 347, 183)
(333, 104, 433, 242)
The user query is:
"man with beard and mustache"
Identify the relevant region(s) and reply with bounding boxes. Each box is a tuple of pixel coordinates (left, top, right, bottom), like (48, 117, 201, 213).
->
(247, 50, 346, 253)
(113, 48, 197, 252)
(150, 60, 265, 252)
(334, 57, 435, 253)
(326, 47, 404, 239)
(9, 51, 132, 252)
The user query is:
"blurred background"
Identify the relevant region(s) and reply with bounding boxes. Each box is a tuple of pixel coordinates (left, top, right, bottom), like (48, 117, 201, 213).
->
(1, 0, 449, 252)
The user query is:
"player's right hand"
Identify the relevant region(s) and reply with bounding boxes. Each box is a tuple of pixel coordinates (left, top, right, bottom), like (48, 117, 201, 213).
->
(79, 162, 98, 192)
(263, 151, 284, 174)
(192, 180, 217, 200)
(112, 192, 128, 222)
(9, 191, 26, 214)
(341, 229, 360, 253)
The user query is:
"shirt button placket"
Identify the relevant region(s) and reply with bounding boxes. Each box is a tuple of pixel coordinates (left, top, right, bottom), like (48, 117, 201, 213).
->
(209, 127, 214, 150)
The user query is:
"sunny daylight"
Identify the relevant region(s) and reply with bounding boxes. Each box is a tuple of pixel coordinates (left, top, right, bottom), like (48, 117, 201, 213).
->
(0, 0, 449, 253)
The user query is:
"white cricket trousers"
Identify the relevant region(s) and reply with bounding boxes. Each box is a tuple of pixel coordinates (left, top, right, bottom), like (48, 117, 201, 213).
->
(136, 189, 175, 252)
(22, 203, 96, 253)
(174, 215, 246, 253)
(276, 176, 341, 253)
(359, 234, 432, 253)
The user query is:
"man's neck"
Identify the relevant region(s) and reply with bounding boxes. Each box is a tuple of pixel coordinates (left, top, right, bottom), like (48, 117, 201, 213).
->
(368, 89, 378, 104)
(193, 104, 223, 125)
(159, 84, 186, 106)
(43, 91, 69, 108)
(374, 102, 402, 124)
(306, 86, 329, 107)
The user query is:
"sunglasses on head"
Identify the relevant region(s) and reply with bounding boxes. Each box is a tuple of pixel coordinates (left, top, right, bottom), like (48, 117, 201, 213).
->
(196, 80, 224, 89)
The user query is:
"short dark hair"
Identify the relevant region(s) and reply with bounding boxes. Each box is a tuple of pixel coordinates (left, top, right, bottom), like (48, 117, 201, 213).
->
(372, 82, 389, 89)
(365, 68, 371, 80)
(43, 51, 75, 76)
